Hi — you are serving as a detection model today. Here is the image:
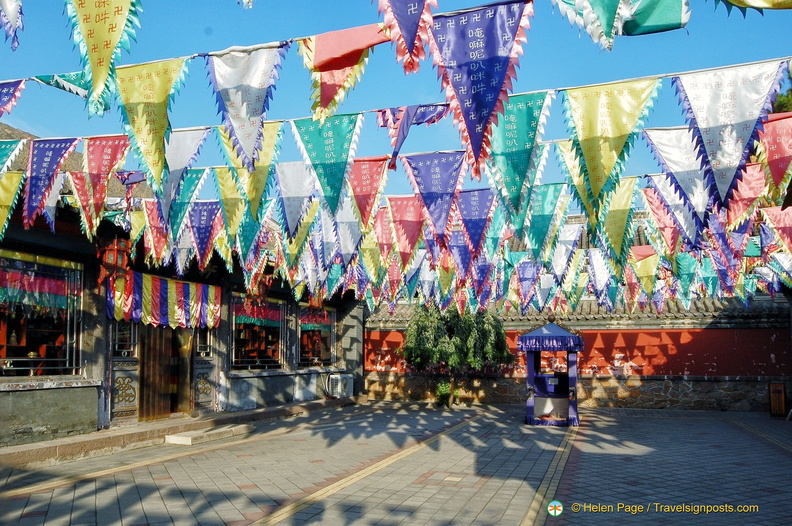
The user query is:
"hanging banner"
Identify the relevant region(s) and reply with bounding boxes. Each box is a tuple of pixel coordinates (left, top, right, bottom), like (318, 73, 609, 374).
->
(727, 163, 766, 230)
(0, 139, 24, 172)
(0, 79, 24, 116)
(162, 127, 211, 223)
(456, 187, 496, 262)
(377, 0, 436, 73)
(0, 170, 24, 240)
(106, 272, 221, 329)
(488, 91, 553, 233)
(564, 78, 660, 221)
(429, 1, 532, 179)
(24, 138, 78, 230)
(275, 160, 318, 240)
(207, 43, 289, 171)
(347, 155, 389, 231)
(673, 60, 787, 206)
(389, 195, 424, 270)
(0, 0, 22, 50)
(65, 0, 141, 115)
(757, 112, 792, 204)
(117, 57, 187, 194)
(402, 151, 465, 246)
(377, 104, 449, 168)
(298, 24, 389, 122)
(69, 134, 129, 238)
(292, 113, 362, 215)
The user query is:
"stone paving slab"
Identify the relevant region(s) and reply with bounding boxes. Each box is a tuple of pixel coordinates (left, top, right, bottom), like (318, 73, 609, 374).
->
(2, 402, 792, 525)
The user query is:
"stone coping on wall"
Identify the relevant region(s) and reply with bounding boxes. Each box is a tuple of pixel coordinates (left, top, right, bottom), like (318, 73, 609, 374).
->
(0, 377, 101, 392)
(364, 372, 791, 382)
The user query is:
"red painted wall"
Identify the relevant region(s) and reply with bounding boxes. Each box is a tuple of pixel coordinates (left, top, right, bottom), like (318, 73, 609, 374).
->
(365, 327, 791, 377)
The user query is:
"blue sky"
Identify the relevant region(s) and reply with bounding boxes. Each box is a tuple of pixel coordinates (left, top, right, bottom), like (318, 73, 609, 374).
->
(2, 0, 792, 198)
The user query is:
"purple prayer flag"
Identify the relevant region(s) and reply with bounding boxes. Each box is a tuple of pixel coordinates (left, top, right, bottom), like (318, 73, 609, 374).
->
(189, 201, 221, 268)
(391, 1, 426, 58)
(115, 170, 147, 186)
(403, 151, 465, 245)
(0, 79, 24, 115)
(422, 224, 441, 267)
(472, 253, 493, 294)
(516, 259, 541, 314)
(24, 138, 78, 228)
(382, 104, 448, 168)
(430, 1, 530, 177)
(456, 187, 495, 260)
(448, 228, 472, 280)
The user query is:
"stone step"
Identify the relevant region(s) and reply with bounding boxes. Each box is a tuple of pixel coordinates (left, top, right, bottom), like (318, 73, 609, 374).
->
(165, 424, 254, 446)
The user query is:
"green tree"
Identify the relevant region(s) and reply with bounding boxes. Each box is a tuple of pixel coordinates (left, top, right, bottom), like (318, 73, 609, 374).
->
(402, 305, 513, 407)
(773, 70, 792, 113)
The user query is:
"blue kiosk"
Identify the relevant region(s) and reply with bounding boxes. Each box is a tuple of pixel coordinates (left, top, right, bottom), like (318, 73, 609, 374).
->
(518, 318, 583, 426)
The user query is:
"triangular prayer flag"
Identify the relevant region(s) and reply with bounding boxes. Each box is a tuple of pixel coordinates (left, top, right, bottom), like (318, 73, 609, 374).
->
(487, 91, 553, 233)
(673, 60, 787, 206)
(557, 139, 597, 231)
(207, 43, 289, 171)
(275, 160, 318, 240)
(389, 194, 424, 270)
(0, 79, 24, 116)
(525, 183, 567, 262)
(117, 57, 188, 193)
(623, 0, 690, 37)
(554, 0, 631, 50)
(0, 170, 24, 240)
(564, 78, 659, 221)
(298, 24, 389, 122)
(65, 0, 141, 115)
(377, 0, 436, 73)
(188, 200, 223, 271)
(402, 151, 465, 246)
(336, 193, 364, 267)
(762, 207, 792, 256)
(429, 1, 532, 179)
(34, 71, 93, 100)
(24, 138, 78, 229)
(448, 226, 473, 282)
(292, 113, 363, 214)
(757, 112, 792, 204)
(142, 199, 170, 266)
(455, 187, 496, 262)
(377, 104, 448, 169)
(169, 167, 209, 242)
(642, 177, 682, 256)
(727, 162, 766, 230)
(69, 134, 129, 238)
(0, 0, 23, 50)
(597, 176, 638, 272)
(218, 122, 282, 221)
(550, 222, 583, 283)
(347, 155, 389, 230)
(162, 127, 210, 223)
(213, 166, 246, 241)
(0, 139, 25, 172)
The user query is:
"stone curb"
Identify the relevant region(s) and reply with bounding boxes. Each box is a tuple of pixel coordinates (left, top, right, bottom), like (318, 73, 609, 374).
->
(0, 394, 367, 469)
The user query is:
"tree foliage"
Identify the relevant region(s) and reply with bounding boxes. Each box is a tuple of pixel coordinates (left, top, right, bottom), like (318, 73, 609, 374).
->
(402, 305, 513, 373)
(773, 70, 792, 113)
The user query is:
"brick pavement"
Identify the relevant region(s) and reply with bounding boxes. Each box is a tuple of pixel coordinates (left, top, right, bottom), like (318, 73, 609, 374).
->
(1, 402, 791, 525)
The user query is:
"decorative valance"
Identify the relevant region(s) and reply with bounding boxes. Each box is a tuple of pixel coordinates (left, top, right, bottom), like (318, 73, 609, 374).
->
(106, 272, 221, 329)
(233, 295, 282, 327)
(518, 322, 584, 353)
(0, 251, 81, 313)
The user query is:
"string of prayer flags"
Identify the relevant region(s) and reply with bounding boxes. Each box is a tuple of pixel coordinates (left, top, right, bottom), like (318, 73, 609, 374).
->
(0, 139, 24, 172)
(428, 1, 532, 179)
(0, 79, 24, 116)
(207, 43, 289, 172)
(292, 113, 363, 215)
(727, 163, 766, 230)
(389, 195, 424, 270)
(487, 91, 553, 236)
(24, 138, 78, 230)
(377, 104, 449, 169)
(456, 187, 496, 263)
(117, 57, 188, 194)
(69, 134, 130, 238)
(347, 156, 390, 230)
(377, 0, 436, 73)
(672, 59, 787, 207)
(757, 112, 792, 204)
(0, 170, 24, 240)
(563, 78, 660, 225)
(65, 0, 142, 115)
(0, 0, 22, 50)
(298, 24, 389, 122)
(402, 151, 465, 246)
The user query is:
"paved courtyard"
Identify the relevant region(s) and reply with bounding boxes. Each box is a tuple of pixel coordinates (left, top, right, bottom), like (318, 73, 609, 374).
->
(1, 402, 791, 525)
